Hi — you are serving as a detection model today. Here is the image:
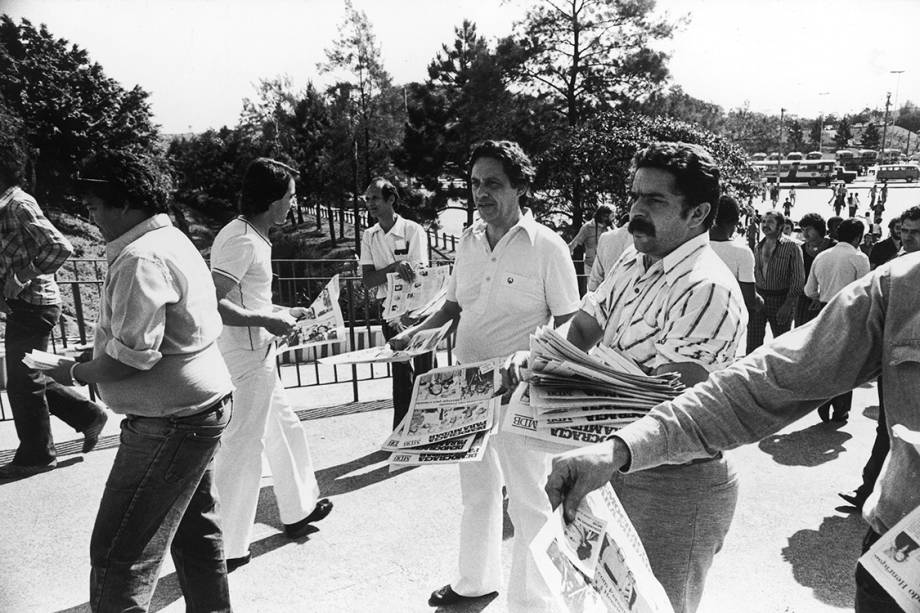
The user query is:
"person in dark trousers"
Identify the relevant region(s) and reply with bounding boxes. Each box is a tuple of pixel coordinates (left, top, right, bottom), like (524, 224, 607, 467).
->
(0, 126, 107, 479)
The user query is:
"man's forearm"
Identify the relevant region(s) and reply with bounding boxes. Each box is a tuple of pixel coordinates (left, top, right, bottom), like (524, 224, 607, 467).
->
(217, 299, 274, 328)
(73, 354, 141, 384)
(398, 301, 460, 339)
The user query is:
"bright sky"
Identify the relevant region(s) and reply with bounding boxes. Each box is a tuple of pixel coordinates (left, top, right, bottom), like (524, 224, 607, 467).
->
(5, 0, 919, 133)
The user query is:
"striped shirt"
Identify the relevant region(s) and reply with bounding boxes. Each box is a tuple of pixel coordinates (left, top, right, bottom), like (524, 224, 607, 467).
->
(581, 232, 747, 373)
(0, 186, 73, 305)
(754, 234, 805, 296)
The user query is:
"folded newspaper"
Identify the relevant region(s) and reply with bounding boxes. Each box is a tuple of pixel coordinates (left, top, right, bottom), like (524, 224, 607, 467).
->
(382, 359, 503, 466)
(319, 321, 452, 365)
(856, 425, 920, 612)
(502, 326, 684, 451)
(278, 275, 345, 352)
(382, 265, 450, 323)
(22, 350, 68, 370)
(531, 484, 674, 613)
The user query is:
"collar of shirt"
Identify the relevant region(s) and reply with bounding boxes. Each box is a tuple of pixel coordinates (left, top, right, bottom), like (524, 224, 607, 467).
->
(756, 234, 797, 250)
(0, 185, 20, 212)
(367, 214, 408, 239)
(833, 242, 858, 253)
(620, 231, 710, 286)
(469, 208, 539, 246)
(106, 213, 172, 263)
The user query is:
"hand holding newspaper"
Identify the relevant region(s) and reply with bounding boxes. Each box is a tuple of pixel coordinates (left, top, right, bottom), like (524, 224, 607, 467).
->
(531, 484, 674, 613)
(22, 349, 67, 370)
(319, 321, 452, 365)
(502, 326, 683, 451)
(382, 358, 504, 466)
(382, 265, 450, 323)
(278, 275, 345, 352)
(858, 500, 920, 612)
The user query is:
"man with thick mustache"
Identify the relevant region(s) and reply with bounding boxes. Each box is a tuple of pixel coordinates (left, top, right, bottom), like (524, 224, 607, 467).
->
(391, 140, 579, 611)
(509, 141, 747, 612)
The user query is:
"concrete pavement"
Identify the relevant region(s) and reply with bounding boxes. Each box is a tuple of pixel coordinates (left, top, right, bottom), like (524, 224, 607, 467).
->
(0, 374, 880, 612)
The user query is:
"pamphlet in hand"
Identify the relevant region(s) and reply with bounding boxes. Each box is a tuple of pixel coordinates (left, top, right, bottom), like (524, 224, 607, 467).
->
(384, 358, 504, 466)
(278, 275, 344, 352)
(22, 350, 67, 370)
(859, 502, 920, 612)
(318, 321, 452, 365)
(531, 485, 674, 613)
(382, 265, 450, 323)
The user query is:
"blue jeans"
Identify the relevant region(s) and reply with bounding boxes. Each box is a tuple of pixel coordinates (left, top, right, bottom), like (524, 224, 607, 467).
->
(90, 397, 232, 613)
(5, 299, 106, 465)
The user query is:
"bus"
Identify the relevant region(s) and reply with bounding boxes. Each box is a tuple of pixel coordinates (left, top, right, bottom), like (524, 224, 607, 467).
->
(879, 148, 901, 164)
(875, 164, 920, 182)
(805, 151, 823, 160)
(836, 149, 857, 170)
(786, 151, 804, 161)
(750, 159, 836, 186)
(857, 149, 878, 168)
(751, 152, 767, 162)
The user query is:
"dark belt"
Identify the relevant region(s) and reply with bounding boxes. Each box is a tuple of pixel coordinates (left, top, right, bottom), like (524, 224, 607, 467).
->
(756, 287, 789, 297)
(170, 393, 232, 421)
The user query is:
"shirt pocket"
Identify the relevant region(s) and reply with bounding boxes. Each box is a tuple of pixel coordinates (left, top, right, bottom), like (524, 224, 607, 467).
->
(500, 271, 542, 301)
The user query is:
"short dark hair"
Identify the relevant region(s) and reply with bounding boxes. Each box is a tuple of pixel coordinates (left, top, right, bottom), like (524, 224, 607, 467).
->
(78, 148, 173, 214)
(900, 205, 920, 223)
(714, 195, 740, 228)
(798, 213, 826, 236)
(763, 210, 785, 228)
(836, 218, 865, 244)
(631, 141, 721, 229)
(240, 158, 298, 216)
(827, 216, 843, 239)
(888, 217, 901, 231)
(468, 140, 535, 190)
(366, 177, 400, 203)
(593, 204, 613, 222)
(0, 108, 27, 187)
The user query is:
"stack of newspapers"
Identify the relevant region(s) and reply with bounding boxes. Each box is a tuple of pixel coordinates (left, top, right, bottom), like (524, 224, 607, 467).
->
(502, 326, 685, 450)
(382, 358, 503, 467)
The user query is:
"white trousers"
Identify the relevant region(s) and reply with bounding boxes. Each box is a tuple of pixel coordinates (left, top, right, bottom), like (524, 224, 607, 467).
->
(214, 343, 320, 559)
(453, 430, 560, 613)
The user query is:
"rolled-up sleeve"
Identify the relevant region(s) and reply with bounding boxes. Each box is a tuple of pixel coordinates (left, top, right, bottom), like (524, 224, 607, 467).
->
(616, 266, 886, 472)
(544, 239, 580, 316)
(105, 256, 180, 370)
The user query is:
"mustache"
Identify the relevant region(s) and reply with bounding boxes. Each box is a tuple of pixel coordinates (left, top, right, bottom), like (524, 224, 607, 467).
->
(628, 217, 656, 237)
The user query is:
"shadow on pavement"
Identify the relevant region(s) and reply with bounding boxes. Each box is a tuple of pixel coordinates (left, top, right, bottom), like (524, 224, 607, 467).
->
(758, 422, 852, 467)
(315, 449, 413, 497)
(0, 456, 84, 485)
(781, 513, 866, 608)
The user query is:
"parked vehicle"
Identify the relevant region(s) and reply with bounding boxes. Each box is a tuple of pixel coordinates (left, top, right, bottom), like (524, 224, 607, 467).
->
(751, 159, 836, 186)
(806, 151, 823, 160)
(786, 151, 804, 161)
(875, 164, 920, 182)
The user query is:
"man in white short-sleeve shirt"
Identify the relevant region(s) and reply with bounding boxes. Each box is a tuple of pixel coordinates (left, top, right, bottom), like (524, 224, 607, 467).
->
(708, 195, 762, 323)
(587, 223, 632, 291)
(392, 140, 579, 611)
(211, 158, 331, 571)
(359, 177, 431, 428)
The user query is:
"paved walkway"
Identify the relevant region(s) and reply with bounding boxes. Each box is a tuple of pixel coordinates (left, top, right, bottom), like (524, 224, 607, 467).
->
(0, 376, 878, 612)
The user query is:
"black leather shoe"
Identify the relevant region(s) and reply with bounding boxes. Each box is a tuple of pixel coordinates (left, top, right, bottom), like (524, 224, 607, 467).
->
(284, 498, 333, 539)
(831, 412, 849, 424)
(226, 553, 251, 572)
(817, 406, 830, 422)
(82, 412, 108, 453)
(838, 491, 865, 509)
(428, 584, 497, 607)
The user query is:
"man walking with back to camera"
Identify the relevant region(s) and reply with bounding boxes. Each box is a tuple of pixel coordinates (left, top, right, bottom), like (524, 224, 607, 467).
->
(0, 128, 107, 479)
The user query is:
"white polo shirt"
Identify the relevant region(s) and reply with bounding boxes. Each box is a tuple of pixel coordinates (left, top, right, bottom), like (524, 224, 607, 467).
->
(804, 241, 870, 303)
(709, 238, 755, 284)
(211, 216, 275, 351)
(587, 226, 633, 291)
(359, 214, 428, 299)
(447, 210, 580, 363)
(582, 232, 746, 373)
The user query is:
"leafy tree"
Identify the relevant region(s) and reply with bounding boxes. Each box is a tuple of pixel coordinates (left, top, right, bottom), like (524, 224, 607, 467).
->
(861, 122, 881, 149)
(722, 104, 781, 154)
(637, 85, 724, 133)
(504, 0, 676, 128)
(808, 118, 823, 152)
(786, 120, 804, 152)
(321, 0, 403, 188)
(536, 111, 760, 239)
(894, 100, 920, 133)
(834, 117, 853, 148)
(0, 16, 163, 208)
